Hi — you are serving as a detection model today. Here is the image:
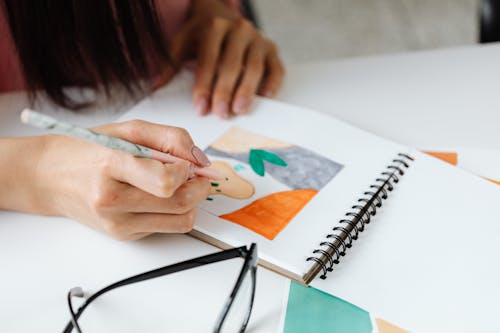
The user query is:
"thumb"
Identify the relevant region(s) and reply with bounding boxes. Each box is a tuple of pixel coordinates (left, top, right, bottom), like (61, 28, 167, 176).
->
(93, 120, 211, 167)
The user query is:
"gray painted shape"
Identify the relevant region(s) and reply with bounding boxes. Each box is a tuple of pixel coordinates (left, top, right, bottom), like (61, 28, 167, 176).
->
(205, 146, 343, 191)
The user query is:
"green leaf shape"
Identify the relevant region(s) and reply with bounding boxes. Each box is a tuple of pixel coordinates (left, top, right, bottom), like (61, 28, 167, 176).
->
(259, 150, 288, 167)
(248, 149, 288, 176)
(249, 149, 266, 176)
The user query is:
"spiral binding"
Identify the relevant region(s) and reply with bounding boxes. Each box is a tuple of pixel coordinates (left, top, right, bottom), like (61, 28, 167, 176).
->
(306, 153, 415, 281)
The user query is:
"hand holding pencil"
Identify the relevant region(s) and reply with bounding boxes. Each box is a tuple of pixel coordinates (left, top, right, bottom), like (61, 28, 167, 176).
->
(21, 109, 221, 180)
(20, 110, 216, 241)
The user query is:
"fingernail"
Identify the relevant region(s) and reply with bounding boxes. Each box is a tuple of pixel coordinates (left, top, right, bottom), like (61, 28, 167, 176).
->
(194, 96, 207, 115)
(233, 97, 249, 114)
(191, 145, 211, 167)
(214, 101, 229, 119)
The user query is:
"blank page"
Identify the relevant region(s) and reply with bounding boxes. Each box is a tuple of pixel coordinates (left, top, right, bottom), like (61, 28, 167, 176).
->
(312, 151, 500, 332)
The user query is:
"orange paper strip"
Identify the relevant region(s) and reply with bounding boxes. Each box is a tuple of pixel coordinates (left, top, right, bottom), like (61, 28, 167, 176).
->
(376, 318, 409, 333)
(424, 151, 458, 166)
(485, 177, 500, 185)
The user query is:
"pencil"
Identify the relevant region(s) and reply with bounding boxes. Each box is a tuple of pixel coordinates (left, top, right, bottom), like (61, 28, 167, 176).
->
(20, 109, 221, 180)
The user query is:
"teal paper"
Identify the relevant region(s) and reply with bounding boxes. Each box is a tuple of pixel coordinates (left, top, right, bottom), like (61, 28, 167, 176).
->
(283, 281, 372, 333)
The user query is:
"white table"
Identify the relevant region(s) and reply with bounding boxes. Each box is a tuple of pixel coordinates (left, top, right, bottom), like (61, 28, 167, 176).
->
(278, 43, 500, 181)
(279, 43, 500, 150)
(2, 43, 500, 332)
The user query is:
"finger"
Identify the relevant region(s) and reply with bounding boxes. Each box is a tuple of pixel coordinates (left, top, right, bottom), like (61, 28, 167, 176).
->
(95, 120, 210, 166)
(152, 21, 196, 90)
(125, 209, 198, 234)
(258, 42, 285, 98)
(100, 221, 153, 241)
(211, 19, 255, 119)
(232, 38, 266, 115)
(108, 177, 211, 214)
(100, 209, 196, 240)
(169, 20, 197, 65)
(111, 152, 191, 198)
(123, 232, 152, 241)
(193, 18, 230, 116)
(151, 65, 176, 91)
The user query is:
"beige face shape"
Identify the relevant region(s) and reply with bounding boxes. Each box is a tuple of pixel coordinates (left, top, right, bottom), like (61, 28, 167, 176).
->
(209, 161, 255, 199)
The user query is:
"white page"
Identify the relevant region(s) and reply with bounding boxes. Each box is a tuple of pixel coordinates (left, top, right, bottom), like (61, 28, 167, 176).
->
(312, 151, 500, 332)
(119, 80, 409, 279)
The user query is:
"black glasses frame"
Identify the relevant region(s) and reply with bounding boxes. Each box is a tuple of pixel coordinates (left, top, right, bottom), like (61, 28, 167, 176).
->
(63, 243, 258, 333)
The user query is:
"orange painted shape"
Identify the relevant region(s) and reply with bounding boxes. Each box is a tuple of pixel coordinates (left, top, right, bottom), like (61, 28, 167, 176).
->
(424, 151, 458, 166)
(220, 189, 317, 240)
(376, 318, 409, 333)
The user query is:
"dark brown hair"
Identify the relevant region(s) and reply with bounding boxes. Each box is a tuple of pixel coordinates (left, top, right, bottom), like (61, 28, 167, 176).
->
(2, 0, 171, 109)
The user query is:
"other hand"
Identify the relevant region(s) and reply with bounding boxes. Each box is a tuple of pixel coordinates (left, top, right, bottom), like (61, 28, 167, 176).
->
(168, 0, 285, 118)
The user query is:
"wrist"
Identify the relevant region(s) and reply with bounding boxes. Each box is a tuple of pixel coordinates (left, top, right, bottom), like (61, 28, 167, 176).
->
(0, 135, 59, 215)
(31, 135, 62, 215)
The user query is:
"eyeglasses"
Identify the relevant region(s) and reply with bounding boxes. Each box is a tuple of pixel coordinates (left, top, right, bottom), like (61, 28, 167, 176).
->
(63, 243, 258, 333)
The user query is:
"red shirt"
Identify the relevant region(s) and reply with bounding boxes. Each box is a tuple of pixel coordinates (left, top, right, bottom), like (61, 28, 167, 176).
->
(0, 6, 25, 92)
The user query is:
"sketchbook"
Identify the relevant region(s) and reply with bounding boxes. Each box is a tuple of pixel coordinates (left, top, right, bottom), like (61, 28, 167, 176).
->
(118, 77, 500, 332)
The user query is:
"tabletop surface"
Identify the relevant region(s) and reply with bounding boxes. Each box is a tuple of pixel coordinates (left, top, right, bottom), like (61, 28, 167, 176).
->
(1, 43, 500, 332)
(278, 43, 500, 150)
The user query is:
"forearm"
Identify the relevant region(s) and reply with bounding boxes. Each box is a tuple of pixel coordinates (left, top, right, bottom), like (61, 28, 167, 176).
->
(0, 136, 54, 214)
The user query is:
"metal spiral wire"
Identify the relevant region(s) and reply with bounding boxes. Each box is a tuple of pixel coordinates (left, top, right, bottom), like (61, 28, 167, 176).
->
(306, 152, 415, 280)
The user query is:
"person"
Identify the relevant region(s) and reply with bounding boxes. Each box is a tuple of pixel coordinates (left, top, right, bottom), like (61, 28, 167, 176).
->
(0, 0, 285, 240)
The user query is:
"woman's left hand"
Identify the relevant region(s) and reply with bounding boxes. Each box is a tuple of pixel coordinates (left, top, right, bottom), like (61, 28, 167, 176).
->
(167, 0, 285, 118)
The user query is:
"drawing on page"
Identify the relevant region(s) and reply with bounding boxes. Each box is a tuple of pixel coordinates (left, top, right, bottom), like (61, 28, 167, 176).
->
(202, 127, 343, 240)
